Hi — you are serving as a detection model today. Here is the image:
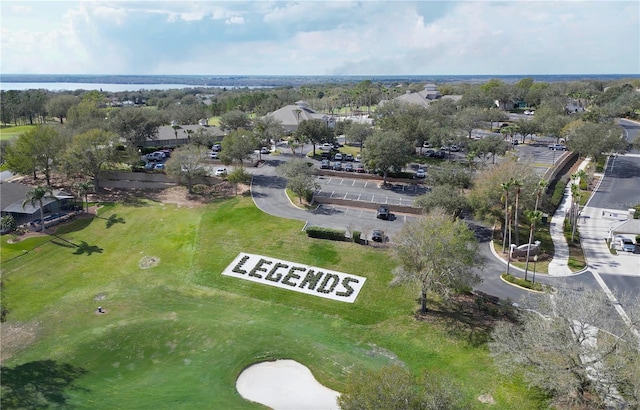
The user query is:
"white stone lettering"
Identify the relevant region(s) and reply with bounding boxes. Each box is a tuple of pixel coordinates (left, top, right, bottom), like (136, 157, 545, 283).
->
(222, 253, 366, 303)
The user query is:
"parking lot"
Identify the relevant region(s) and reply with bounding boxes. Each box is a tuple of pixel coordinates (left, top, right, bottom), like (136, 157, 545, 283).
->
(314, 176, 429, 207)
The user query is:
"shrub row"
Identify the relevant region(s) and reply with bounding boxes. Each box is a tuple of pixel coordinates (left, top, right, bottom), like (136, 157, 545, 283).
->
(501, 273, 544, 292)
(549, 178, 568, 212)
(306, 226, 349, 241)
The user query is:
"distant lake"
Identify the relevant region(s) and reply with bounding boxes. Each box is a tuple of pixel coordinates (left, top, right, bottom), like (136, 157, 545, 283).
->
(0, 82, 264, 92)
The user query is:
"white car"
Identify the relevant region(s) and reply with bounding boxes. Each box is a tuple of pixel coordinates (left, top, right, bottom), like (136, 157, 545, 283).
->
(210, 151, 219, 159)
(319, 143, 333, 151)
(260, 147, 270, 154)
(414, 168, 426, 179)
(214, 168, 227, 177)
(334, 153, 343, 161)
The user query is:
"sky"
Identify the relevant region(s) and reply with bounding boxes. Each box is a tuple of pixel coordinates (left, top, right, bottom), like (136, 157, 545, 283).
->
(1, 1, 639, 76)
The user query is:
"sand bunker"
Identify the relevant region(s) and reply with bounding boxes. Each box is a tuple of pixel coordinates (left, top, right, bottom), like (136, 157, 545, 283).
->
(236, 359, 340, 410)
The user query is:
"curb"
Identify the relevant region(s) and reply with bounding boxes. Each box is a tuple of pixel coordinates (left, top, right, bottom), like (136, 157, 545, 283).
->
(498, 274, 546, 293)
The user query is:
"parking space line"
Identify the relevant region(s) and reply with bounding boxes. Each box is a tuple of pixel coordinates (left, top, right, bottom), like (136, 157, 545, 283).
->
(343, 193, 348, 200)
(357, 193, 361, 201)
(330, 190, 335, 198)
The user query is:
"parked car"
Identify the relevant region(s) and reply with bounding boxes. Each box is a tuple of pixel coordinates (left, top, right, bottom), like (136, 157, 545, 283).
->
(260, 147, 270, 154)
(344, 163, 354, 172)
(344, 154, 354, 161)
(334, 153, 343, 161)
(372, 230, 384, 243)
(355, 154, 362, 162)
(424, 149, 436, 157)
(376, 206, 390, 220)
(422, 141, 432, 148)
(617, 237, 636, 252)
(211, 144, 221, 152)
(144, 151, 166, 161)
(320, 159, 330, 169)
(214, 168, 227, 177)
(414, 168, 426, 179)
(450, 145, 461, 152)
(433, 151, 446, 159)
(153, 163, 166, 170)
(548, 144, 567, 151)
(332, 162, 343, 171)
(355, 163, 365, 173)
(210, 151, 219, 159)
(320, 143, 333, 151)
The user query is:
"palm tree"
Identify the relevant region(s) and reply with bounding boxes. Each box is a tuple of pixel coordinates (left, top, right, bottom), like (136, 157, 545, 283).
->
(76, 180, 94, 213)
(512, 179, 523, 245)
(22, 185, 55, 232)
(523, 210, 543, 281)
(523, 180, 547, 279)
(501, 180, 513, 254)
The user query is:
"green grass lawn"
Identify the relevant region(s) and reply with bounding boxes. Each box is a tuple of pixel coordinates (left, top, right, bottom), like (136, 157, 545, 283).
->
(1, 196, 544, 409)
(0, 124, 37, 140)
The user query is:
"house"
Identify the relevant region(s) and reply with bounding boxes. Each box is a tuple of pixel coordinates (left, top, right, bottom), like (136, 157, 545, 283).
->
(0, 181, 75, 228)
(381, 85, 462, 109)
(265, 101, 336, 133)
(141, 124, 226, 148)
(607, 209, 640, 247)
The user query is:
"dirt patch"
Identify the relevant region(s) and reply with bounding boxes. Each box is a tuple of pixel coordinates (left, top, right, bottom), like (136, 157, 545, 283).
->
(0, 321, 40, 363)
(139, 256, 160, 269)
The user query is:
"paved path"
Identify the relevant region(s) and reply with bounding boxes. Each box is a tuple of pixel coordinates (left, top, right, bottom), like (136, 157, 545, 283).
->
(547, 159, 591, 276)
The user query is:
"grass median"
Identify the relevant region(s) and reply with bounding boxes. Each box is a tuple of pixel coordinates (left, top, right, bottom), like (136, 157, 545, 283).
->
(1, 196, 543, 408)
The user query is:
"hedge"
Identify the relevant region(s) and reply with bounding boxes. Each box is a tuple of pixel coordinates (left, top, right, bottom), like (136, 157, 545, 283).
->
(306, 226, 349, 241)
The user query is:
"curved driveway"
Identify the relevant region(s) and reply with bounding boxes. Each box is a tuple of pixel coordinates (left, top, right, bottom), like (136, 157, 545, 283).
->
(249, 147, 603, 306)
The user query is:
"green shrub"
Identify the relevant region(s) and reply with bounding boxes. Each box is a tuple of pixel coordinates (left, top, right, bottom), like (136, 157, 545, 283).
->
(595, 156, 606, 173)
(501, 273, 544, 291)
(306, 226, 349, 241)
(549, 179, 568, 212)
(352, 231, 361, 243)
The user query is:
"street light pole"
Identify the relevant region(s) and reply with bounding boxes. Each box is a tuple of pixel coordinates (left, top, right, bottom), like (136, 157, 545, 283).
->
(533, 255, 538, 284)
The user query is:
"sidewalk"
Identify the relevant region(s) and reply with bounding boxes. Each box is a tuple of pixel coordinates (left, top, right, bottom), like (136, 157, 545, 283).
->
(547, 159, 591, 276)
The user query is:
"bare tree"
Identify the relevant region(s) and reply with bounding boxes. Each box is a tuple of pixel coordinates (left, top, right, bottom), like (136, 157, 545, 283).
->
(338, 365, 464, 410)
(490, 289, 640, 408)
(392, 209, 482, 314)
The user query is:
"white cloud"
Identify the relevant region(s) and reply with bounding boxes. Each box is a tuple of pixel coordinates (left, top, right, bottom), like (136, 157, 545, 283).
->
(0, 1, 637, 75)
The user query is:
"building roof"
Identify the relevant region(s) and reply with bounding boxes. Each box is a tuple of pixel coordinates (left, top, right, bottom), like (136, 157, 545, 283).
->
(1, 182, 74, 215)
(156, 124, 225, 142)
(265, 103, 334, 133)
(611, 218, 640, 235)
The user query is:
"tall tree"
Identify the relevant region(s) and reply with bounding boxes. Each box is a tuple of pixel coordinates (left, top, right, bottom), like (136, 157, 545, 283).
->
(566, 121, 627, 162)
(46, 94, 79, 124)
(295, 118, 334, 157)
(22, 186, 55, 232)
(3, 125, 68, 185)
(344, 122, 373, 153)
(165, 144, 208, 194)
(75, 180, 94, 213)
(253, 115, 284, 147)
(277, 158, 318, 204)
(363, 130, 413, 185)
(62, 129, 121, 190)
(219, 129, 258, 168)
(490, 289, 640, 408)
(109, 108, 166, 146)
(392, 210, 481, 314)
(219, 110, 251, 131)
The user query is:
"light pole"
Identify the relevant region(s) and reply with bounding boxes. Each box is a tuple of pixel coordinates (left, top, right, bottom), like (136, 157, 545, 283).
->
(532, 255, 538, 284)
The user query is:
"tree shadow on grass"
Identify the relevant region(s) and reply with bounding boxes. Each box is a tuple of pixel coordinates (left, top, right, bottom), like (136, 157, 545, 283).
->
(415, 294, 518, 347)
(1, 360, 89, 409)
(73, 241, 103, 256)
(105, 214, 125, 229)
